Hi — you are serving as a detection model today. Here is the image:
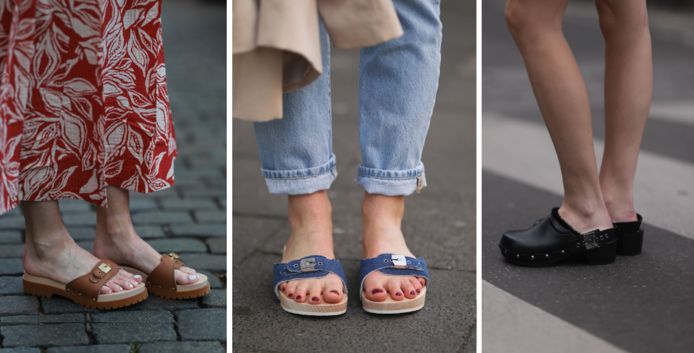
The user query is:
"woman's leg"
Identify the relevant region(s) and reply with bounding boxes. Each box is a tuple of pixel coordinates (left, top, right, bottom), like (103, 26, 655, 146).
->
(596, 0, 651, 222)
(93, 186, 200, 285)
(253, 25, 343, 305)
(505, 0, 613, 233)
(358, 0, 441, 302)
(22, 201, 139, 294)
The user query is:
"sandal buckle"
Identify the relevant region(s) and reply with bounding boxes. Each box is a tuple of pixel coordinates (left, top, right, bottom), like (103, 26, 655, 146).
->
(98, 263, 112, 274)
(391, 254, 407, 268)
(168, 252, 180, 260)
(300, 257, 316, 272)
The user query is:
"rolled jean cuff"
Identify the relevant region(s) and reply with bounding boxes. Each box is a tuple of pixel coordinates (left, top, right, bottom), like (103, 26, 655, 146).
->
(356, 162, 427, 196)
(261, 154, 337, 195)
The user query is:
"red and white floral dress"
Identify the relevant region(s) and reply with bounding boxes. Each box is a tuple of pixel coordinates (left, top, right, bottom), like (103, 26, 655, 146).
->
(0, 0, 176, 215)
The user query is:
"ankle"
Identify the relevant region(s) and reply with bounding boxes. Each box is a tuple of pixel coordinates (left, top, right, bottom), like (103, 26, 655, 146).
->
(25, 231, 74, 262)
(559, 199, 613, 233)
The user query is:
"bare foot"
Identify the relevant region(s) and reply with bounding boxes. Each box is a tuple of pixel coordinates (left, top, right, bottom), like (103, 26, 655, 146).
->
(277, 191, 344, 305)
(361, 194, 426, 303)
(23, 229, 140, 295)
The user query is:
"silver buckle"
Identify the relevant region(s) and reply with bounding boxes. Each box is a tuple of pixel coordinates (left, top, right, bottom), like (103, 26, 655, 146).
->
(300, 257, 317, 272)
(391, 254, 407, 268)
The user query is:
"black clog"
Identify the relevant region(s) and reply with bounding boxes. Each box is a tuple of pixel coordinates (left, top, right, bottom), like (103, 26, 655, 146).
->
(614, 214, 643, 256)
(499, 208, 617, 267)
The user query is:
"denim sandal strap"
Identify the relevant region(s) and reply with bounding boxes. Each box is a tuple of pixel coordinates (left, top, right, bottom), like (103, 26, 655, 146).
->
(272, 255, 348, 297)
(358, 253, 430, 293)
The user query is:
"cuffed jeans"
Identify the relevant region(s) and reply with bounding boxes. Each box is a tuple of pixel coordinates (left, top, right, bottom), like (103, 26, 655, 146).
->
(254, 0, 442, 196)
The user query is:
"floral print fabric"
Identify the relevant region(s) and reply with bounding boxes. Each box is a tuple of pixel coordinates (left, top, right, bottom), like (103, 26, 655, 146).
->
(0, 0, 175, 215)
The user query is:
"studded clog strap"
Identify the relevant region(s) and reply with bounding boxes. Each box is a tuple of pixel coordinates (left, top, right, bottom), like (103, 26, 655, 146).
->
(66, 260, 120, 301)
(148, 253, 185, 291)
(358, 253, 430, 294)
(272, 255, 348, 297)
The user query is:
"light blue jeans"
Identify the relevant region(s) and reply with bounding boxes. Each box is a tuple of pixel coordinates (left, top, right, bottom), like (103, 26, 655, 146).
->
(254, 0, 441, 196)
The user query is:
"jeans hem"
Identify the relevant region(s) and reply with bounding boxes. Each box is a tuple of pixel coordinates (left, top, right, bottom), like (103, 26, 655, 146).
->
(356, 163, 426, 196)
(261, 154, 337, 195)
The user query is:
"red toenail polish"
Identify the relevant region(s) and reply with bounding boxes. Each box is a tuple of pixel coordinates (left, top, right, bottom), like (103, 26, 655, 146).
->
(410, 291, 416, 296)
(396, 292, 402, 296)
(372, 289, 383, 294)
(312, 297, 319, 302)
(417, 289, 421, 293)
(296, 296, 302, 300)
(288, 293, 293, 298)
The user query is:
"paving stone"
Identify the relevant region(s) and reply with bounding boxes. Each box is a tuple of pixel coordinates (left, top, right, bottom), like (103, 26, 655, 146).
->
(0, 258, 22, 275)
(139, 341, 225, 353)
(129, 198, 158, 211)
(0, 217, 26, 229)
(148, 238, 207, 253)
(0, 230, 22, 244)
(0, 296, 38, 315)
(40, 298, 97, 314)
(231, 217, 285, 265)
(170, 224, 226, 237)
(194, 211, 225, 223)
(0, 276, 22, 294)
(0, 244, 24, 258)
(132, 211, 193, 224)
(66, 227, 95, 241)
(160, 198, 218, 211)
(202, 289, 225, 307)
(199, 270, 224, 289)
(46, 345, 130, 353)
(179, 254, 225, 271)
(0, 323, 89, 347)
(92, 311, 176, 343)
(0, 348, 41, 353)
(206, 238, 226, 254)
(177, 308, 226, 340)
(61, 213, 96, 226)
(136, 225, 166, 238)
(58, 200, 92, 213)
(0, 314, 84, 325)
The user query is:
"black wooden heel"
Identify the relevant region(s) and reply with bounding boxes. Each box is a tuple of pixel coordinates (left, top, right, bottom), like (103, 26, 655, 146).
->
(585, 241, 617, 265)
(614, 214, 644, 256)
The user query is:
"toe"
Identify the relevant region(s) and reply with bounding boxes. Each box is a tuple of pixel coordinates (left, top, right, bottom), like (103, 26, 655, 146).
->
(100, 285, 112, 294)
(178, 266, 197, 275)
(174, 269, 199, 285)
(417, 277, 427, 287)
(386, 279, 404, 301)
(409, 277, 423, 293)
(294, 281, 309, 303)
(114, 275, 134, 290)
(131, 274, 143, 284)
(106, 281, 123, 293)
(307, 280, 322, 305)
(402, 279, 416, 299)
(364, 284, 388, 302)
(284, 280, 298, 299)
(279, 283, 287, 293)
(323, 276, 343, 304)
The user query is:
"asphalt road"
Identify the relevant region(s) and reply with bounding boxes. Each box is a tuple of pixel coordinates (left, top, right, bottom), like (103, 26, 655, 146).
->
(232, 1, 477, 352)
(482, 1, 694, 352)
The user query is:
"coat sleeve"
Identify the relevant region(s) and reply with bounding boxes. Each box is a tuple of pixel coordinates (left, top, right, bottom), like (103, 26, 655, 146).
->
(318, 0, 403, 49)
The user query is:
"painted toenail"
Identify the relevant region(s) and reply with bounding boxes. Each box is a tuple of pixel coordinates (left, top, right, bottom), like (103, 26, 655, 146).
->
(312, 297, 319, 302)
(133, 275, 142, 279)
(188, 274, 198, 281)
(395, 292, 402, 296)
(296, 295, 302, 300)
(287, 293, 294, 298)
(410, 290, 416, 296)
(372, 289, 384, 294)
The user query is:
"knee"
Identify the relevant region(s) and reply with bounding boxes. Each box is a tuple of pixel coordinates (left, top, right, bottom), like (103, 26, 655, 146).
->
(505, 0, 555, 42)
(596, 0, 649, 38)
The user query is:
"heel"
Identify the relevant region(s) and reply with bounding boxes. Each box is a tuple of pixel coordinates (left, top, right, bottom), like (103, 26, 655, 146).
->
(617, 229, 643, 256)
(585, 241, 617, 265)
(23, 280, 55, 298)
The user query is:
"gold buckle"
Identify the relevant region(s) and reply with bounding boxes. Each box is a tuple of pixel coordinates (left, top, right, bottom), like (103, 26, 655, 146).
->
(168, 253, 180, 260)
(98, 263, 112, 273)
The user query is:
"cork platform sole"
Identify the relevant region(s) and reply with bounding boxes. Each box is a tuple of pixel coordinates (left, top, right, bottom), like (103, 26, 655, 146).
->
(122, 266, 210, 300)
(23, 273, 148, 310)
(278, 291, 347, 316)
(361, 287, 427, 314)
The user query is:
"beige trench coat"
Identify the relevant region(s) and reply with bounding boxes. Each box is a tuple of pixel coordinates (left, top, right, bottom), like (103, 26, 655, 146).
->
(233, 0, 403, 121)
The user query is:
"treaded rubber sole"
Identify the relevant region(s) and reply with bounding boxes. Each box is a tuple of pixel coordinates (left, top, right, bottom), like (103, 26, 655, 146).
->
(499, 242, 617, 267)
(23, 277, 148, 310)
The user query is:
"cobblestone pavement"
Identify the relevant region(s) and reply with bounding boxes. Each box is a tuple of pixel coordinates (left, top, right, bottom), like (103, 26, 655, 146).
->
(232, 1, 476, 353)
(483, 1, 694, 352)
(0, 1, 226, 352)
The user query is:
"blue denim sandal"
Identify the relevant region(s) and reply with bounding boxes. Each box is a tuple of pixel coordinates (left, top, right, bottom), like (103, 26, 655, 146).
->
(273, 255, 348, 316)
(359, 253, 430, 314)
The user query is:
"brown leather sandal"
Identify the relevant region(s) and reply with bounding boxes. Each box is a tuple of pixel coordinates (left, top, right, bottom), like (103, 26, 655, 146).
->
(23, 260, 148, 310)
(123, 253, 210, 300)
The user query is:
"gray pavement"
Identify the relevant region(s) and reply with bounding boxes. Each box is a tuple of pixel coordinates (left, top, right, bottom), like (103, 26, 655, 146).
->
(483, 1, 694, 352)
(0, 0, 226, 352)
(232, 1, 476, 352)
